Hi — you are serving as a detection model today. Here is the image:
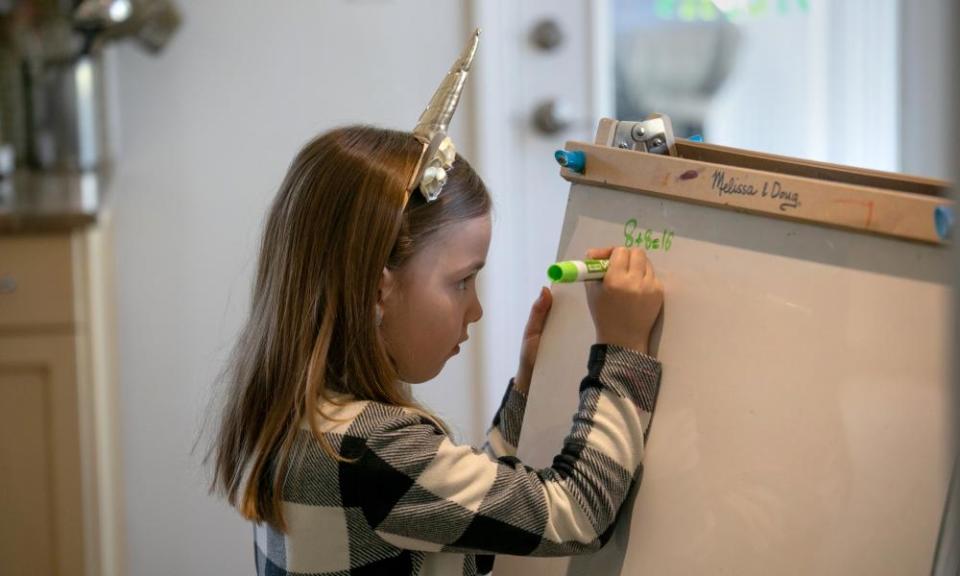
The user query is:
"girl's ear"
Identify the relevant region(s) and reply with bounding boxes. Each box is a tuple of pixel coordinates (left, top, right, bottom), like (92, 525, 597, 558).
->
(378, 267, 397, 305)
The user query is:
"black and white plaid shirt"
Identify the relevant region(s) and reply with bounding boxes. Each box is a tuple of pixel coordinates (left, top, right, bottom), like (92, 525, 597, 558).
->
(254, 344, 662, 575)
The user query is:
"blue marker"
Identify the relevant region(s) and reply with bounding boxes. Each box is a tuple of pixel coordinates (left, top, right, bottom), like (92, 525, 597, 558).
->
(555, 150, 586, 174)
(934, 205, 954, 240)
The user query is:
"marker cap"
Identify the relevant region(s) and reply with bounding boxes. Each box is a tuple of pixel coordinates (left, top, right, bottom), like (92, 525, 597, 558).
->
(547, 261, 579, 282)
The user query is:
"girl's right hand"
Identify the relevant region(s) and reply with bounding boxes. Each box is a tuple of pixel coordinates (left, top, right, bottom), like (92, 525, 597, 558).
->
(584, 246, 664, 355)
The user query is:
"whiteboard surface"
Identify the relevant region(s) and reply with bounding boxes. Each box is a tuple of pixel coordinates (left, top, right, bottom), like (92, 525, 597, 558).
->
(496, 184, 951, 576)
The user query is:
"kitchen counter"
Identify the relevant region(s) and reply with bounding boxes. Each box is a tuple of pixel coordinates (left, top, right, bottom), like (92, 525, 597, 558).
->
(0, 168, 111, 234)
(0, 163, 119, 576)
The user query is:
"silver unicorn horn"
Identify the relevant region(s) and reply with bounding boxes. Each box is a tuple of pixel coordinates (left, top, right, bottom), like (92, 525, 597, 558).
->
(406, 28, 480, 202)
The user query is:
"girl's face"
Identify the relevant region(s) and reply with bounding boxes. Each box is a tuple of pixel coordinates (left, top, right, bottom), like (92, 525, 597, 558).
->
(379, 215, 491, 383)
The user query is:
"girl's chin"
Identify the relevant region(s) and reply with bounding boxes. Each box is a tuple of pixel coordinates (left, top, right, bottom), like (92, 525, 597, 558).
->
(403, 362, 448, 384)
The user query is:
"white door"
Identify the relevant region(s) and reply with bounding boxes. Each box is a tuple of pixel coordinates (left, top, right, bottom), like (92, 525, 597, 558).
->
(470, 0, 609, 417)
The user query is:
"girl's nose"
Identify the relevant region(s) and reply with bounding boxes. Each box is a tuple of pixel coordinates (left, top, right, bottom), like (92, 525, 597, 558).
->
(469, 298, 483, 323)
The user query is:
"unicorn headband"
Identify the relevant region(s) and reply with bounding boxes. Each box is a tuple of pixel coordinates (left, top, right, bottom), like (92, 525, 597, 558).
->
(405, 28, 480, 204)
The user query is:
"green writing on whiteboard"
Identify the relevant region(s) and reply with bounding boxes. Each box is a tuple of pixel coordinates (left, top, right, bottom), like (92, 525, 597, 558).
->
(624, 219, 675, 251)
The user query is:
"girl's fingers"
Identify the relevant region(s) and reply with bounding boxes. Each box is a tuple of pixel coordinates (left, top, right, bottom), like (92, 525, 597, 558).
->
(643, 257, 655, 282)
(629, 248, 648, 277)
(523, 287, 553, 338)
(608, 246, 629, 274)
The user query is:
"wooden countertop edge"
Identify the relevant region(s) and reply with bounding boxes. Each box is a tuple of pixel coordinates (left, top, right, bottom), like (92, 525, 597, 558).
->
(0, 212, 100, 235)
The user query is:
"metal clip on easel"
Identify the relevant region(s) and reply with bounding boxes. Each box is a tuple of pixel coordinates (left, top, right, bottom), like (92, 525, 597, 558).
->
(555, 113, 679, 175)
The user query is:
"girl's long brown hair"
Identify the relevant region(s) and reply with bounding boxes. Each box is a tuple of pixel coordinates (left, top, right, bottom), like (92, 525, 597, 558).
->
(206, 126, 490, 530)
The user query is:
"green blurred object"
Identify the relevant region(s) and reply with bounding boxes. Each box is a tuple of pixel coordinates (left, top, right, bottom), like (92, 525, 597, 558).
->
(655, 0, 810, 22)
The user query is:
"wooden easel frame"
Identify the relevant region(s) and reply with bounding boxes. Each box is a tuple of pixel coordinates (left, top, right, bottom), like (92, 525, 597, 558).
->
(558, 118, 953, 245)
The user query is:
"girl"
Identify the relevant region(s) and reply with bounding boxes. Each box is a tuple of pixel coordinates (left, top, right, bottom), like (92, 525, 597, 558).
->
(209, 32, 664, 576)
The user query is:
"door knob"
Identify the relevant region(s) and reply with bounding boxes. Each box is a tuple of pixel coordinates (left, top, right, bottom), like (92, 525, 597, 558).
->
(532, 99, 575, 135)
(530, 18, 564, 51)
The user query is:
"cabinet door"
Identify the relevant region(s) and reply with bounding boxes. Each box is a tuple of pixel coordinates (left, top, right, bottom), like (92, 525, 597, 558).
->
(0, 334, 84, 576)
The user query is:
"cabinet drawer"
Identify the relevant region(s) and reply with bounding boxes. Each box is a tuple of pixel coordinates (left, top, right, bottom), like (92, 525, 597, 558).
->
(0, 235, 76, 328)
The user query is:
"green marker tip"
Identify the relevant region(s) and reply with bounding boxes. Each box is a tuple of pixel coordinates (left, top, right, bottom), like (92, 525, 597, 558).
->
(547, 264, 564, 282)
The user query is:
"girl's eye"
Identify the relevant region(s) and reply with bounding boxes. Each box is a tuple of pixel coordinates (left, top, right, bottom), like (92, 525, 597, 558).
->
(457, 274, 475, 291)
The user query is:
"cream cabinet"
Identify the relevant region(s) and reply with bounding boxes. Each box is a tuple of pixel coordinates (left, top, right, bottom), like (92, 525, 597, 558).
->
(0, 225, 122, 576)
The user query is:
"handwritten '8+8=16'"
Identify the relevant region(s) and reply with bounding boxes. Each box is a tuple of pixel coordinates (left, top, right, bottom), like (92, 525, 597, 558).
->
(624, 219, 674, 251)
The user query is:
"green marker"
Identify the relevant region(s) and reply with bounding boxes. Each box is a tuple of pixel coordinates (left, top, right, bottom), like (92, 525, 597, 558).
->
(547, 259, 609, 283)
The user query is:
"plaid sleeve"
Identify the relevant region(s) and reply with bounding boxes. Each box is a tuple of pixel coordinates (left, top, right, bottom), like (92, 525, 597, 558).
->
(346, 344, 662, 556)
(480, 379, 528, 459)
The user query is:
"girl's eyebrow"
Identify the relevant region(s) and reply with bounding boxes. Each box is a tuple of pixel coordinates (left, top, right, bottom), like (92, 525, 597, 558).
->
(453, 260, 486, 275)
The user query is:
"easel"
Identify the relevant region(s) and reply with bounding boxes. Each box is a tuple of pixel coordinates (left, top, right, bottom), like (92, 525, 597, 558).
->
(497, 115, 954, 575)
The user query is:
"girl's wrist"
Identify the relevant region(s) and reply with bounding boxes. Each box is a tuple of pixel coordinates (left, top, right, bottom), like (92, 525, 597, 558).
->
(513, 374, 531, 394)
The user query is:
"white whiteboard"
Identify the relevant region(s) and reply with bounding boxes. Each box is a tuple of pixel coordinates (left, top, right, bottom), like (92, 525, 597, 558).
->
(496, 183, 952, 576)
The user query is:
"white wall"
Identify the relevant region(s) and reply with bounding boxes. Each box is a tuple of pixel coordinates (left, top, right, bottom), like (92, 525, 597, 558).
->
(111, 2, 474, 574)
